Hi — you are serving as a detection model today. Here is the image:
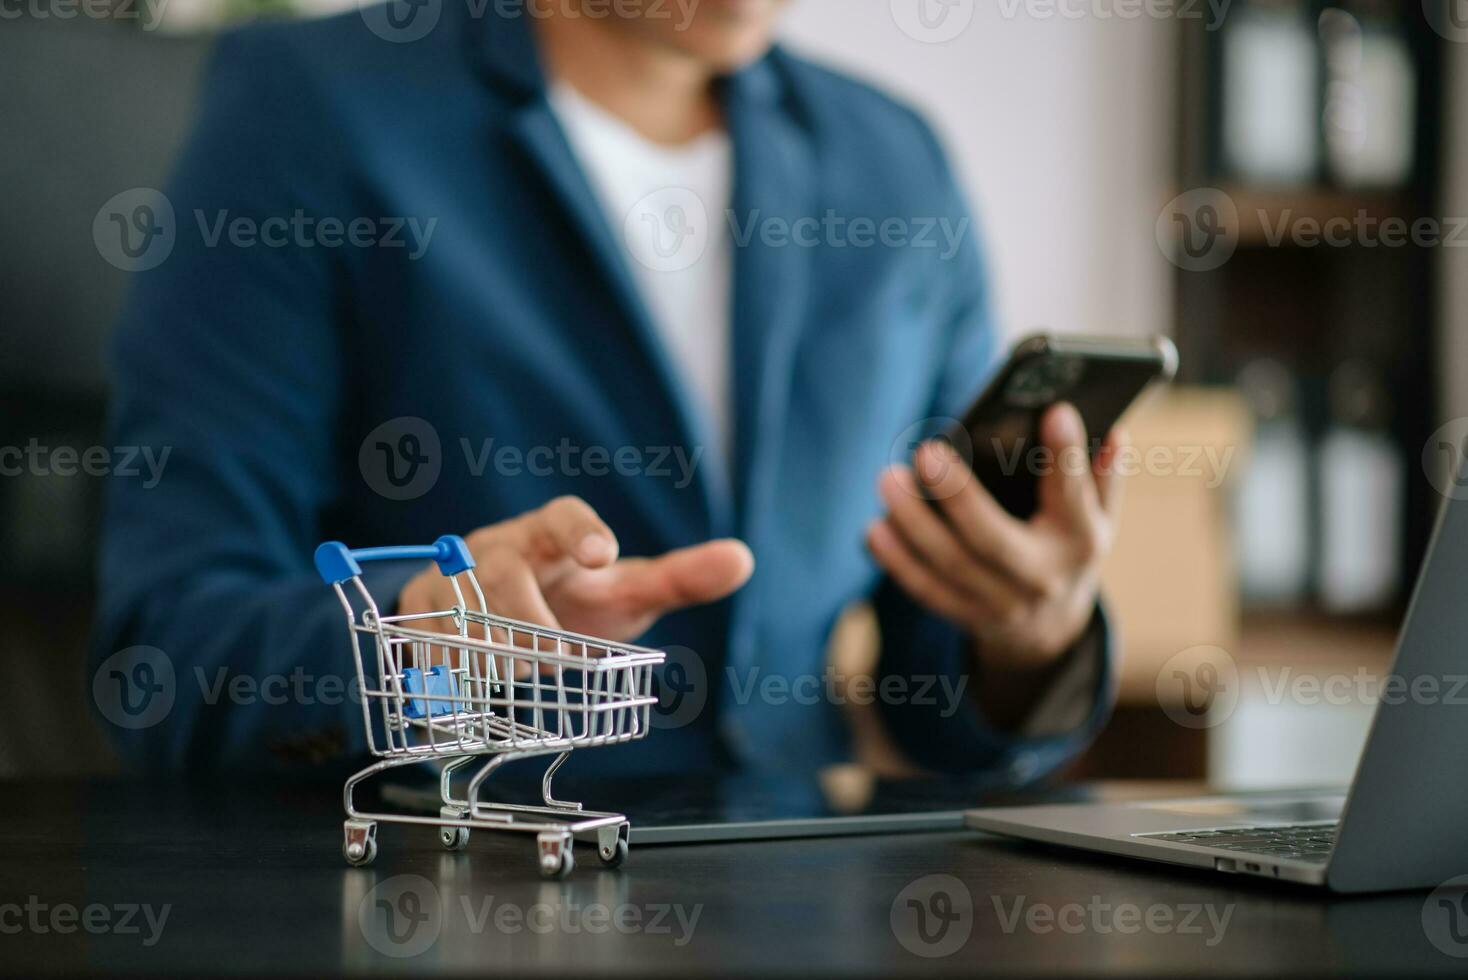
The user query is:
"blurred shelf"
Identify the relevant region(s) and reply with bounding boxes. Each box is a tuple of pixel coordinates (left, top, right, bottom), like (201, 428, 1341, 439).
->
(1224, 185, 1417, 248)
(1237, 610, 1398, 675)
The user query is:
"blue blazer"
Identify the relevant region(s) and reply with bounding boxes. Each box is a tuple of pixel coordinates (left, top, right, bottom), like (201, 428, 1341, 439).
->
(96, 1, 1114, 777)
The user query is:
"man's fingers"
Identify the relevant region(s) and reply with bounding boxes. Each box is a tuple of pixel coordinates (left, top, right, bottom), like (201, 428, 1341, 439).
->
(911, 442, 1049, 595)
(1036, 403, 1102, 531)
(1094, 426, 1128, 517)
(490, 495, 619, 569)
(609, 539, 755, 616)
(532, 495, 620, 566)
(879, 466, 1026, 614)
(910, 437, 977, 502)
(475, 546, 562, 629)
(866, 520, 976, 628)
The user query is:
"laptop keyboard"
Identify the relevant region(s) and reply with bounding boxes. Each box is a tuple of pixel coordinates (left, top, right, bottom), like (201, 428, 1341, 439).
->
(1141, 822, 1338, 863)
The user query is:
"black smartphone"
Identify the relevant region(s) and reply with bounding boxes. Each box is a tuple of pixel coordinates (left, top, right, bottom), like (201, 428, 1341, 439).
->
(940, 333, 1178, 519)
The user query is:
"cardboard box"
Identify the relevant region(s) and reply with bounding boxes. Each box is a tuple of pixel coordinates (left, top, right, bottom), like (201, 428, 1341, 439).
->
(1100, 386, 1251, 704)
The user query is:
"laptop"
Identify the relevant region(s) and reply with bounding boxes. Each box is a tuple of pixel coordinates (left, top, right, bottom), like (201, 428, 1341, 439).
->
(967, 471, 1468, 894)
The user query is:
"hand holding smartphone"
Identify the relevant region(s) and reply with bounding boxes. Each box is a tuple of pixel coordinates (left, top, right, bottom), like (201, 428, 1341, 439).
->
(941, 333, 1178, 518)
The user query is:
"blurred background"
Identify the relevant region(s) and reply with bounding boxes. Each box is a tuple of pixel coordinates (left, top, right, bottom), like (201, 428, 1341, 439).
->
(4, 0, 1465, 785)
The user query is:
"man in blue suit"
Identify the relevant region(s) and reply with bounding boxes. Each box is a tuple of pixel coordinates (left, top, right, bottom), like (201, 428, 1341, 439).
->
(97, 0, 1123, 778)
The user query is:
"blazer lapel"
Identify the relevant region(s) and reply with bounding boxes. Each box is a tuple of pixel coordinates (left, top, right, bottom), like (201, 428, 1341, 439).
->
(720, 61, 817, 678)
(470, 5, 734, 537)
(723, 62, 816, 532)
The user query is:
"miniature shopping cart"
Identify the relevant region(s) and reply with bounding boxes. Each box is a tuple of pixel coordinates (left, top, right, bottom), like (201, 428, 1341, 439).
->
(316, 535, 664, 878)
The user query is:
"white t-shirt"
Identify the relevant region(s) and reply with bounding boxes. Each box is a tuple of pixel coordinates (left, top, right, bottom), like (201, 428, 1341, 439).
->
(548, 81, 734, 463)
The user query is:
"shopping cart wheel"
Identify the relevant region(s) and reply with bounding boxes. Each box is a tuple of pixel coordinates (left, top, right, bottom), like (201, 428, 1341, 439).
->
(438, 805, 470, 851)
(342, 820, 378, 867)
(597, 823, 630, 868)
(538, 832, 574, 879)
(598, 838, 629, 868)
(343, 837, 378, 866)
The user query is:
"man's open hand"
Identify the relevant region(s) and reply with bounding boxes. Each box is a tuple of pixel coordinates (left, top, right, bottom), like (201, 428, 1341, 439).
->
(399, 495, 754, 642)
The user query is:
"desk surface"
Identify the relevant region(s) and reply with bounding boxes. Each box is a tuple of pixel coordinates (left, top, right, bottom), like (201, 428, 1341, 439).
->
(2, 779, 1460, 976)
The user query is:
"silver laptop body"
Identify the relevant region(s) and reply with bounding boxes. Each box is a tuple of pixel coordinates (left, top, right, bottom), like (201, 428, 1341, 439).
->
(967, 474, 1468, 893)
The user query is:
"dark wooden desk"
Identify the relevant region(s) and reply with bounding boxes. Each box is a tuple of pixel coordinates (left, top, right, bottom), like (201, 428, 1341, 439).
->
(0, 780, 1459, 976)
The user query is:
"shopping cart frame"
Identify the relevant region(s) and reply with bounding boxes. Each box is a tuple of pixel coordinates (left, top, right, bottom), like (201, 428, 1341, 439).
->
(317, 536, 664, 877)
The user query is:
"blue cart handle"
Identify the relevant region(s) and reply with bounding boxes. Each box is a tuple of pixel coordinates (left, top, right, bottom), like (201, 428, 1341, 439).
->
(314, 536, 475, 585)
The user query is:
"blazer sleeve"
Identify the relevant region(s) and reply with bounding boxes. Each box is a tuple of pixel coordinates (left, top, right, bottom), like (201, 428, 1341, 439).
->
(870, 120, 1117, 778)
(92, 29, 420, 771)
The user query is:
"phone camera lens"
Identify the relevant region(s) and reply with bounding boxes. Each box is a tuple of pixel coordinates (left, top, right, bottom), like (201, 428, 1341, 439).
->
(1006, 364, 1057, 407)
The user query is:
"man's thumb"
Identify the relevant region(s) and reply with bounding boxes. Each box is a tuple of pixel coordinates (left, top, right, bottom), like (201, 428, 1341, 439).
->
(618, 539, 755, 612)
